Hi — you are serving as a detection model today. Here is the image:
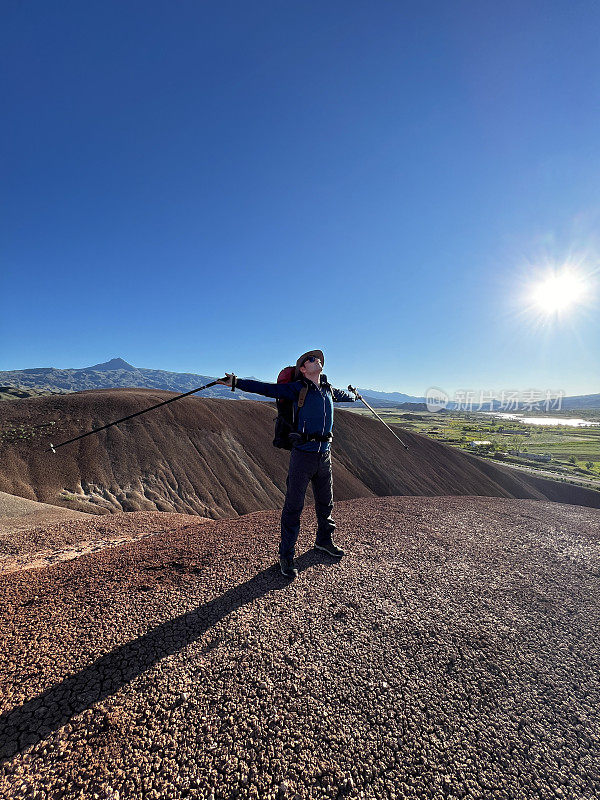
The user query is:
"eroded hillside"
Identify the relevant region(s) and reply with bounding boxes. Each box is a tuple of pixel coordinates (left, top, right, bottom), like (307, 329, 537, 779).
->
(0, 389, 598, 517)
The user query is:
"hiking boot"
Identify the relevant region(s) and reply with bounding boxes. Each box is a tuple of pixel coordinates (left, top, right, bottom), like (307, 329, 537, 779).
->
(315, 540, 345, 557)
(279, 556, 298, 579)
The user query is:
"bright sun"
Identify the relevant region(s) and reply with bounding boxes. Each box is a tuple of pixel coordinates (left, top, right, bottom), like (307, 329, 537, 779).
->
(528, 268, 589, 315)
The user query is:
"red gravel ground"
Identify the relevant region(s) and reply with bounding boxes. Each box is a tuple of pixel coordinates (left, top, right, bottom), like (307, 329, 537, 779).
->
(1, 495, 599, 800)
(0, 509, 209, 575)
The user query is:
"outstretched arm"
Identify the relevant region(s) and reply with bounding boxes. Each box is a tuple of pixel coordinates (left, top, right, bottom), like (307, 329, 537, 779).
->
(331, 387, 356, 403)
(217, 373, 300, 400)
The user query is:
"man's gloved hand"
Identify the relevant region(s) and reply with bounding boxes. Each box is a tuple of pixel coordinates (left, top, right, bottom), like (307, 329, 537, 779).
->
(217, 373, 236, 387)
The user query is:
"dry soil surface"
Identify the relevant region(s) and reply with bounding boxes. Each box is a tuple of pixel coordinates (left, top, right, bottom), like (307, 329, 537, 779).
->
(0, 490, 88, 534)
(1, 495, 599, 800)
(0, 508, 209, 575)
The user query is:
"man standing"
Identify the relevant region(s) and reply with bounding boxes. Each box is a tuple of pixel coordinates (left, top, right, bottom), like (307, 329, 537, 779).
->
(218, 350, 356, 579)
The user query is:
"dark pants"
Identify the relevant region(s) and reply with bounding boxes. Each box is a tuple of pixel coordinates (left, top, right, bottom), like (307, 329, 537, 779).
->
(280, 448, 336, 559)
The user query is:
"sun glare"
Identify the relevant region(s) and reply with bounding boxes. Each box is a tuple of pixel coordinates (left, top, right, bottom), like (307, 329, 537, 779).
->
(524, 265, 593, 321)
(530, 270, 588, 313)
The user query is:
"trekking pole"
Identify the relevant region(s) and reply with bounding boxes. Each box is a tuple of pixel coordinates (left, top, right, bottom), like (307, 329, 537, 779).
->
(46, 376, 236, 453)
(348, 385, 409, 450)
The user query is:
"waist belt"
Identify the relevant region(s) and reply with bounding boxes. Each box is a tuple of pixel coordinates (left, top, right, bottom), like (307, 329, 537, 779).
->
(290, 431, 333, 444)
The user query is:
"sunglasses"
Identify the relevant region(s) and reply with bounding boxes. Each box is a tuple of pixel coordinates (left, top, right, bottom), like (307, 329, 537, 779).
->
(303, 356, 320, 364)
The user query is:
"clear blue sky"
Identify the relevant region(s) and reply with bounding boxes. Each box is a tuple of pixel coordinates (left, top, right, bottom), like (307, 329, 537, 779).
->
(2, 1, 599, 397)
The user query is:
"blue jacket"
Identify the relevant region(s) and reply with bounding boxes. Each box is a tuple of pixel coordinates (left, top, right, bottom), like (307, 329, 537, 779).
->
(234, 374, 356, 453)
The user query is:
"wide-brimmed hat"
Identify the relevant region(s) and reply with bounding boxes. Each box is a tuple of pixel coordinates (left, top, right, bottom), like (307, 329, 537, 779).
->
(295, 349, 324, 378)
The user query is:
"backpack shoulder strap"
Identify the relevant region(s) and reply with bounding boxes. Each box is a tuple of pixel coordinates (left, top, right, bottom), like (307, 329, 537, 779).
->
(298, 384, 308, 409)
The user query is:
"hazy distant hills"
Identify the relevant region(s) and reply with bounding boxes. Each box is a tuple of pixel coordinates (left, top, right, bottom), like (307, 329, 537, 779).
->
(0, 358, 376, 406)
(0, 358, 598, 410)
(558, 393, 600, 409)
(353, 388, 426, 404)
(0, 358, 269, 403)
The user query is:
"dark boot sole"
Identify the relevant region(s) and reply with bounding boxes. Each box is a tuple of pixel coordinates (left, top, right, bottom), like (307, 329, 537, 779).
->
(315, 544, 344, 557)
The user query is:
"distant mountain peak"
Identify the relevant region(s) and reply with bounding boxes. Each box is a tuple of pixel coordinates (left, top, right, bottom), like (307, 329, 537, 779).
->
(84, 358, 136, 372)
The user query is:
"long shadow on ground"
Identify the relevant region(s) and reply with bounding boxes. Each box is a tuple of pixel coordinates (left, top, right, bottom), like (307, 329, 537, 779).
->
(0, 549, 332, 761)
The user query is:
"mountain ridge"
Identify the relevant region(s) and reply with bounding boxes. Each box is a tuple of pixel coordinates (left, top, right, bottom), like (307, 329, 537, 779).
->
(1, 358, 598, 409)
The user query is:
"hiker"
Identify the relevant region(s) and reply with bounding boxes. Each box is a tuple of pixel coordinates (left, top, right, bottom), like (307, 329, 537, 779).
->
(217, 350, 356, 579)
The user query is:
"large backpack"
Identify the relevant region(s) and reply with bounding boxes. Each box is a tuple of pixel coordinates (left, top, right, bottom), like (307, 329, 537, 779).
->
(273, 367, 335, 449)
(272, 366, 309, 449)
